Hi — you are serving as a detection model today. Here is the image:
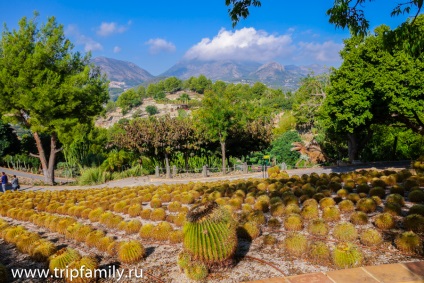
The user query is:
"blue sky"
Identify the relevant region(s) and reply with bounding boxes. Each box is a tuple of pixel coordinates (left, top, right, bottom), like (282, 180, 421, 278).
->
(0, 0, 413, 75)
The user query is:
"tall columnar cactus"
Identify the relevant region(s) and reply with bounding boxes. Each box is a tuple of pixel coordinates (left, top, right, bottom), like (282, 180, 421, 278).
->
(182, 201, 237, 269)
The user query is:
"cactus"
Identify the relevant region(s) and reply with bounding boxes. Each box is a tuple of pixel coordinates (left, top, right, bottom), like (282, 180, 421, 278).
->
(371, 196, 382, 205)
(85, 230, 106, 248)
(403, 214, 424, 233)
(182, 202, 237, 268)
(284, 214, 303, 231)
(385, 194, 405, 206)
(96, 236, 114, 253)
(237, 221, 261, 240)
(347, 193, 360, 204)
(322, 206, 341, 222)
(150, 198, 162, 208)
(369, 187, 386, 198)
(360, 229, 383, 246)
(319, 197, 336, 209)
(49, 248, 81, 276)
(374, 213, 395, 230)
(262, 234, 277, 246)
(247, 210, 266, 225)
(184, 262, 209, 281)
(117, 240, 145, 263)
(356, 198, 377, 213)
(338, 200, 355, 212)
(333, 223, 357, 241)
(65, 256, 99, 283)
(309, 241, 330, 263)
(350, 211, 369, 225)
(308, 219, 329, 237)
(88, 207, 104, 222)
(337, 189, 349, 198)
(31, 240, 57, 261)
(282, 233, 308, 257)
(169, 230, 184, 243)
(332, 242, 363, 268)
(395, 231, 423, 254)
(125, 220, 142, 234)
(301, 205, 319, 220)
(140, 208, 152, 220)
(16, 232, 40, 254)
(139, 223, 155, 239)
(284, 204, 301, 215)
(177, 251, 192, 270)
(152, 221, 173, 241)
(408, 204, 424, 216)
(383, 203, 402, 216)
(168, 201, 182, 212)
(127, 204, 143, 217)
(408, 190, 424, 203)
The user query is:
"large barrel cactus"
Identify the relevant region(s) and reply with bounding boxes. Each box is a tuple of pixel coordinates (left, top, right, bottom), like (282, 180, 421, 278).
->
(182, 201, 237, 269)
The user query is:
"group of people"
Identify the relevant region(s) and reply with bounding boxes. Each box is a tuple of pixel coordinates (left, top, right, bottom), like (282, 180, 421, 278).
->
(0, 172, 19, 193)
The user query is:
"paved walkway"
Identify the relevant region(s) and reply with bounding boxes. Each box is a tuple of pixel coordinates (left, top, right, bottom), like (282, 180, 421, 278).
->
(245, 261, 424, 283)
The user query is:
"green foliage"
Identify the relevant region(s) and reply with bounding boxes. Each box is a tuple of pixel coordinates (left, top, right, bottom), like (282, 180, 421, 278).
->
(163, 77, 183, 93)
(269, 131, 301, 167)
(0, 14, 108, 184)
(116, 89, 143, 114)
(145, 105, 159, 116)
(273, 112, 296, 136)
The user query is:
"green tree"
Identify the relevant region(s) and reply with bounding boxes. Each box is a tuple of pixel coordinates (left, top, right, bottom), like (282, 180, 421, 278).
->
(292, 74, 329, 130)
(0, 14, 108, 184)
(193, 89, 241, 174)
(145, 105, 159, 116)
(225, 0, 422, 36)
(195, 75, 212, 94)
(163, 76, 183, 93)
(269, 130, 301, 167)
(116, 89, 142, 114)
(323, 18, 424, 161)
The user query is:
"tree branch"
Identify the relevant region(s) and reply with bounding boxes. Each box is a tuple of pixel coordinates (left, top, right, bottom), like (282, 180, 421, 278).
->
(29, 153, 40, 158)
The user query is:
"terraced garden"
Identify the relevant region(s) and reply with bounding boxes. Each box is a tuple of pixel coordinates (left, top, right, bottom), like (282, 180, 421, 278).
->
(0, 166, 423, 282)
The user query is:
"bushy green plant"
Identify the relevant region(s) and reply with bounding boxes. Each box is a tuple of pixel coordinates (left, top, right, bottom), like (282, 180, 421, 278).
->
(78, 167, 110, 185)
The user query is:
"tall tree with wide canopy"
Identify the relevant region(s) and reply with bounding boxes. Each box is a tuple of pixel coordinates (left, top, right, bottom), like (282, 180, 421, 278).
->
(0, 14, 109, 184)
(323, 16, 424, 161)
(193, 89, 242, 174)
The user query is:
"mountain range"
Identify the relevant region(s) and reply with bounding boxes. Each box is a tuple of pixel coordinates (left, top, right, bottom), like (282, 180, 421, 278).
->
(92, 56, 329, 98)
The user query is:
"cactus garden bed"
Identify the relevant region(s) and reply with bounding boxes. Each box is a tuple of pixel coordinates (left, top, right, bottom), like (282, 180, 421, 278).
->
(0, 167, 423, 282)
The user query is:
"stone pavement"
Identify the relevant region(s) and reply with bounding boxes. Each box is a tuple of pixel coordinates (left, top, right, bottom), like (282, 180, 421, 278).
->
(245, 261, 424, 283)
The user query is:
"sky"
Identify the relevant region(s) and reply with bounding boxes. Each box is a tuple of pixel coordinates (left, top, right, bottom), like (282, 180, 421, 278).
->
(0, 0, 413, 75)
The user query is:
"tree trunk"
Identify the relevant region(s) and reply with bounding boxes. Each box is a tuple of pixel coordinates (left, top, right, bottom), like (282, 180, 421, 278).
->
(221, 141, 226, 175)
(165, 152, 171, 179)
(32, 132, 58, 185)
(347, 133, 359, 163)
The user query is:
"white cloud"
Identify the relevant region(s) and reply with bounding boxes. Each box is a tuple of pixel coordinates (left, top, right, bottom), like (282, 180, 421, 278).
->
(296, 41, 343, 63)
(113, 46, 122, 53)
(65, 25, 103, 52)
(183, 27, 294, 62)
(183, 27, 343, 65)
(97, 22, 129, 37)
(145, 38, 176, 54)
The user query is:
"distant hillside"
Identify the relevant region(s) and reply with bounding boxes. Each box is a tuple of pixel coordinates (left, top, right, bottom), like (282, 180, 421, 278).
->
(161, 59, 328, 90)
(91, 56, 155, 100)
